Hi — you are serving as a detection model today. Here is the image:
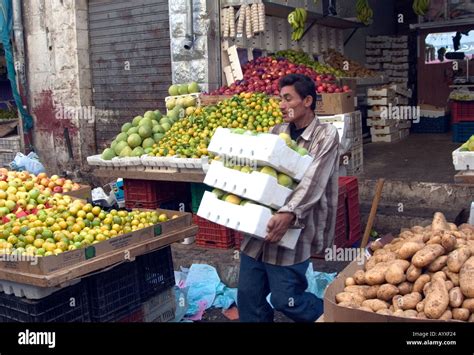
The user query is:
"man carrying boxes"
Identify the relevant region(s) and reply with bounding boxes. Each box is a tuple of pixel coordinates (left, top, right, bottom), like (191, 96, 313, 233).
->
(238, 74, 340, 322)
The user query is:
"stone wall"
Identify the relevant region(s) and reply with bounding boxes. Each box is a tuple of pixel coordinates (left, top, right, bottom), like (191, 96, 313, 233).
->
(22, 0, 94, 178)
(169, 0, 221, 92)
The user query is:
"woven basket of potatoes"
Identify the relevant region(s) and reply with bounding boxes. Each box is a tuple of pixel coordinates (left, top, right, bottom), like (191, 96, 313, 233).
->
(336, 212, 474, 321)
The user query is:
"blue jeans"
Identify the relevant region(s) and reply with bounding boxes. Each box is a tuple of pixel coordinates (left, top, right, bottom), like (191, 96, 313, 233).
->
(237, 253, 323, 322)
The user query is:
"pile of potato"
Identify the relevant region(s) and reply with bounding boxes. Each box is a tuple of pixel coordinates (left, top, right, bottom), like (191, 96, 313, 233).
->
(336, 212, 474, 321)
(322, 49, 378, 78)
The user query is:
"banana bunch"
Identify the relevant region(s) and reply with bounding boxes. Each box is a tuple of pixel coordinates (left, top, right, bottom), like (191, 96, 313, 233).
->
(288, 8, 307, 42)
(356, 0, 373, 25)
(413, 0, 430, 16)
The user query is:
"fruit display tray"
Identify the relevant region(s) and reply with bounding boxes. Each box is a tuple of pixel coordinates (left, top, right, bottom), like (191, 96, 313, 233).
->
(452, 147, 474, 171)
(204, 161, 292, 209)
(87, 155, 142, 167)
(197, 191, 300, 250)
(0, 278, 81, 300)
(207, 128, 313, 181)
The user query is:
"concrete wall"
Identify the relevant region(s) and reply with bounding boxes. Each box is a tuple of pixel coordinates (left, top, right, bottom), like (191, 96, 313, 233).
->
(338, 0, 397, 63)
(169, 0, 221, 92)
(22, 0, 94, 178)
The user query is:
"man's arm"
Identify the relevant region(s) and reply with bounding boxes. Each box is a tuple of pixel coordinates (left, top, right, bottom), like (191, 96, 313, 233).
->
(278, 125, 340, 226)
(265, 125, 339, 243)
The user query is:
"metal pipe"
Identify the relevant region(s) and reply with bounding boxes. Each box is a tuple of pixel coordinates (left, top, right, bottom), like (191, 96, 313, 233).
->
(184, 0, 194, 50)
(12, 0, 28, 96)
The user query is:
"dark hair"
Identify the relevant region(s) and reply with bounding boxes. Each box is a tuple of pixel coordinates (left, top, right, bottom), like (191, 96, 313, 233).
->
(279, 74, 317, 110)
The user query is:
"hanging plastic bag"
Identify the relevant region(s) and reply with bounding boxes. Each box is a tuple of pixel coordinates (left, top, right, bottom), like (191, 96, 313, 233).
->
(9, 152, 45, 175)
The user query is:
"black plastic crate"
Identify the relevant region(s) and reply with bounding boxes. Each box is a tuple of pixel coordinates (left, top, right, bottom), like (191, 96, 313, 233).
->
(136, 246, 175, 302)
(411, 116, 450, 133)
(0, 281, 90, 322)
(86, 261, 141, 322)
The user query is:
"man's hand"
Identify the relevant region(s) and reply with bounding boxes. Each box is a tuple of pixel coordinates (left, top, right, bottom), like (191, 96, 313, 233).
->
(265, 212, 295, 244)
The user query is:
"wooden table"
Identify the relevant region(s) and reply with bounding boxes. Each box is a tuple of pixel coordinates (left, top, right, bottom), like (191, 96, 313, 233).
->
(454, 170, 474, 184)
(94, 167, 206, 183)
(0, 225, 198, 288)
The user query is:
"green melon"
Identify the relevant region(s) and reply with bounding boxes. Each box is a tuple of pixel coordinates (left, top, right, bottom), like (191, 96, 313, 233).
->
(154, 110, 163, 120)
(127, 133, 142, 148)
(132, 116, 143, 126)
(153, 125, 165, 134)
(127, 127, 139, 135)
(131, 146, 145, 157)
(121, 122, 133, 133)
(138, 125, 152, 139)
(178, 84, 189, 95)
(144, 111, 156, 121)
(119, 146, 132, 157)
(153, 133, 165, 142)
(142, 137, 155, 149)
(101, 148, 116, 160)
(116, 132, 128, 142)
(114, 141, 128, 155)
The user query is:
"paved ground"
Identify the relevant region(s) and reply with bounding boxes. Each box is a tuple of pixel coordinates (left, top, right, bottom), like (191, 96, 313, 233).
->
(361, 133, 458, 184)
(171, 243, 351, 322)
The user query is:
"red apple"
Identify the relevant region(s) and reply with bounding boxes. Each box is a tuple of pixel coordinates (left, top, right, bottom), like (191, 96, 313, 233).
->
(53, 186, 63, 193)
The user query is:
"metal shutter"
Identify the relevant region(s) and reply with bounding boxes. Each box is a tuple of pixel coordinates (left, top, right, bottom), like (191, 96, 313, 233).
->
(88, 0, 171, 148)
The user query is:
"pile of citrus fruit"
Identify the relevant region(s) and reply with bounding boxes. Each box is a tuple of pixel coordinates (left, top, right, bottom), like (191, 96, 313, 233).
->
(151, 92, 283, 158)
(0, 196, 176, 257)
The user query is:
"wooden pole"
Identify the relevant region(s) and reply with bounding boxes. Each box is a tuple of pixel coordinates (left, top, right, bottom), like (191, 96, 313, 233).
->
(361, 178, 385, 248)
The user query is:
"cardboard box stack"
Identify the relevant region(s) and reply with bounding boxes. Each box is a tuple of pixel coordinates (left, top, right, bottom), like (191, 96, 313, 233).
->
(319, 111, 363, 175)
(367, 85, 413, 143)
(365, 35, 416, 93)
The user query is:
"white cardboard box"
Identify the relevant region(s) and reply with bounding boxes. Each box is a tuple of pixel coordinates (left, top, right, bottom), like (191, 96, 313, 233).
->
(371, 132, 400, 143)
(204, 161, 293, 210)
(452, 147, 474, 171)
(207, 128, 313, 181)
(197, 192, 300, 250)
(370, 126, 399, 135)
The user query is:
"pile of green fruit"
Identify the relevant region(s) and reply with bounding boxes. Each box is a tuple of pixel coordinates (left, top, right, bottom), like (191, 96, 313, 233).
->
(274, 50, 345, 77)
(459, 135, 474, 151)
(101, 107, 184, 160)
(151, 92, 282, 158)
(168, 82, 201, 96)
(217, 160, 297, 189)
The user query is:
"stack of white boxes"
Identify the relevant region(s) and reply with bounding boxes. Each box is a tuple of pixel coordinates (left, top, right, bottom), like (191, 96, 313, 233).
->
(367, 85, 413, 143)
(365, 35, 415, 92)
(319, 111, 363, 175)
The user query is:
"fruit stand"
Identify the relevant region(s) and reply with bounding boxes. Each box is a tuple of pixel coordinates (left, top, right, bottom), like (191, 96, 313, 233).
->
(0, 168, 197, 322)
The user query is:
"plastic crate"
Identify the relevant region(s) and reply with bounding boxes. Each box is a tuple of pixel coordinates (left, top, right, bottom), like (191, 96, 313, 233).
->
(0, 151, 15, 167)
(349, 222, 362, 244)
(191, 183, 212, 213)
(0, 281, 90, 322)
(115, 305, 144, 323)
(193, 214, 234, 249)
(136, 247, 175, 302)
(234, 231, 244, 250)
(339, 176, 358, 195)
(86, 262, 141, 322)
(452, 122, 474, 143)
(124, 180, 189, 206)
(334, 217, 348, 248)
(451, 101, 474, 124)
(125, 200, 160, 210)
(0, 135, 21, 152)
(411, 116, 450, 133)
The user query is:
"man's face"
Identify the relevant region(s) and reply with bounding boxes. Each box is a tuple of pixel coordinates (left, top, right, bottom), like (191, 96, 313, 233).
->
(279, 85, 313, 123)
